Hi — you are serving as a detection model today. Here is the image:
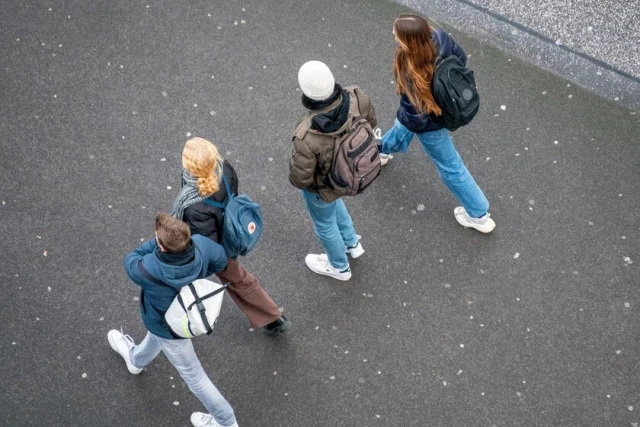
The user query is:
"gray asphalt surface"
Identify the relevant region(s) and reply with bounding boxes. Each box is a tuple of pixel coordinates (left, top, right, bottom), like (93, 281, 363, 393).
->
(1, 1, 639, 426)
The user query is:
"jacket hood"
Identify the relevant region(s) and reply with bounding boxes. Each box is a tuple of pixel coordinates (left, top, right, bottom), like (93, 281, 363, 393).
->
(144, 247, 205, 289)
(302, 86, 352, 135)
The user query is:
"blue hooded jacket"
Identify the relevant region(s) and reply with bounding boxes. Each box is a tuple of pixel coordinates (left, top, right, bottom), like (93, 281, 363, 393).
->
(396, 29, 467, 133)
(123, 235, 228, 339)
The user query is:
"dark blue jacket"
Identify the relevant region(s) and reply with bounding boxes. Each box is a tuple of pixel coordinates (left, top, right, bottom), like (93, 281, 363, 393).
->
(123, 235, 228, 339)
(397, 29, 467, 133)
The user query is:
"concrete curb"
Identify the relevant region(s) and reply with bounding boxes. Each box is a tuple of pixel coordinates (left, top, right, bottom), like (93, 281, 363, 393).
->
(394, 0, 640, 110)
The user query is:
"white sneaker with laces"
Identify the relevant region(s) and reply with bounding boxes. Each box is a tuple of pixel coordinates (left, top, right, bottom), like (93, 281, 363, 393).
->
(107, 329, 143, 374)
(454, 206, 496, 233)
(305, 254, 352, 281)
(373, 128, 393, 166)
(190, 412, 239, 427)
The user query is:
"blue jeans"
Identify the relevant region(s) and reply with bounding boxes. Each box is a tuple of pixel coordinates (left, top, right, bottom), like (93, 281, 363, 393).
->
(301, 190, 358, 270)
(381, 119, 489, 218)
(130, 332, 236, 427)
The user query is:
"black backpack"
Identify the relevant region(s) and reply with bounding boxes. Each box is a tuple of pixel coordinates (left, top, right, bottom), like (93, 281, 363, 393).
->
(432, 55, 480, 131)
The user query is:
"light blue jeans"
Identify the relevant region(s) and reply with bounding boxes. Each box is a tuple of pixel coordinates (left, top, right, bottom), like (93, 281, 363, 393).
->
(301, 189, 359, 270)
(381, 119, 489, 218)
(130, 332, 236, 427)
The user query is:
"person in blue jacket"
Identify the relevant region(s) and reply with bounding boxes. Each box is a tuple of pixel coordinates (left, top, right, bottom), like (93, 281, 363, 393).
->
(379, 14, 496, 233)
(107, 213, 239, 427)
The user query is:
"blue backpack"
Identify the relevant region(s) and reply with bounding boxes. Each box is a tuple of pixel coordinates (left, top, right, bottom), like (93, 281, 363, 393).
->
(202, 175, 263, 259)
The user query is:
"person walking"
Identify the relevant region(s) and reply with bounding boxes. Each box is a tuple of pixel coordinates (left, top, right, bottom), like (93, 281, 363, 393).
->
(289, 60, 377, 281)
(172, 137, 291, 335)
(379, 14, 496, 233)
(108, 213, 239, 427)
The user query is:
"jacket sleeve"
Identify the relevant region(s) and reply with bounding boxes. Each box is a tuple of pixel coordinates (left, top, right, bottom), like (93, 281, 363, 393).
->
(123, 238, 158, 289)
(197, 238, 228, 276)
(435, 29, 467, 66)
(354, 87, 378, 129)
(397, 94, 431, 134)
(450, 37, 467, 65)
(289, 137, 316, 190)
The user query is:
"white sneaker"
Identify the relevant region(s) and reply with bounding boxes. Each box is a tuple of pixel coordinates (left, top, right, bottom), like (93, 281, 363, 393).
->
(305, 254, 352, 281)
(379, 153, 393, 166)
(346, 242, 365, 259)
(107, 330, 142, 374)
(191, 412, 239, 427)
(454, 206, 496, 233)
(373, 128, 393, 166)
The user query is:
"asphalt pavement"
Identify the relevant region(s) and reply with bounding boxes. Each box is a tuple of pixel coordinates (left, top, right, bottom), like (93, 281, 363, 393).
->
(1, 1, 639, 426)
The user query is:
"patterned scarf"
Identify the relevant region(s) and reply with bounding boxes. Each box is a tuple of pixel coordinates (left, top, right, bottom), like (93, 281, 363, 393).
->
(171, 170, 207, 220)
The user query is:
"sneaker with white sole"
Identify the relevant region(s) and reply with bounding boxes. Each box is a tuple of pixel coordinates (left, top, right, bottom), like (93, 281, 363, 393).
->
(346, 242, 365, 259)
(373, 128, 393, 166)
(305, 254, 352, 281)
(190, 412, 239, 427)
(454, 206, 496, 233)
(107, 329, 143, 374)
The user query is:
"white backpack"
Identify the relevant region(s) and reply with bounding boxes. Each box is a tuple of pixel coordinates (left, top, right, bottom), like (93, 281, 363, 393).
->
(165, 279, 226, 338)
(137, 261, 227, 339)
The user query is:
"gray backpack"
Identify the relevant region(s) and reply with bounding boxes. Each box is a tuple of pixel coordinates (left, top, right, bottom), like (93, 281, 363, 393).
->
(326, 91, 381, 196)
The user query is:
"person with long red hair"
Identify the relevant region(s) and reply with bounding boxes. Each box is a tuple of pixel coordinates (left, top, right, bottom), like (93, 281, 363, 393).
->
(380, 14, 496, 233)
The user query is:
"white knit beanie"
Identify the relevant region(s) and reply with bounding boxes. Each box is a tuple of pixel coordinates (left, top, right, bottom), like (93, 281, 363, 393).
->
(298, 61, 335, 101)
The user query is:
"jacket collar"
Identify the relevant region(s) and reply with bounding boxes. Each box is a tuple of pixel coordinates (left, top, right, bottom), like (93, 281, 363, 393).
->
(156, 240, 196, 265)
(301, 84, 343, 112)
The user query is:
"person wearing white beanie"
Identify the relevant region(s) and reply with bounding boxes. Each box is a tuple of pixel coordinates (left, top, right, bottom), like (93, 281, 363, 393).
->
(297, 60, 336, 101)
(289, 61, 379, 281)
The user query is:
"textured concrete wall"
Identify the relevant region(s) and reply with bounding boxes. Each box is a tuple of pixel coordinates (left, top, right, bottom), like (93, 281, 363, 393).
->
(395, 0, 640, 109)
(466, 0, 639, 78)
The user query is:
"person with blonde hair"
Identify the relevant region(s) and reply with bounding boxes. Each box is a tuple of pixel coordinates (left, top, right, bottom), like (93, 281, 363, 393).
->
(172, 137, 291, 335)
(379, 14, 496, 233)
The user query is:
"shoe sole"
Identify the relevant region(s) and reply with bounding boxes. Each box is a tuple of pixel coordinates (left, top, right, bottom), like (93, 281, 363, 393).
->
(305, 256, 352, 281)
(264, 320, 292, 335)
(263, 327, 278, 336)
(455, 216, 496, 233)
(191, 412, 216, 427)
(277, 320, 292, 333)
(346, 247, 365, 259)
(308, 268, 352, 281)
(454, 207, 496, 234)
(108, 331, 142, 375)
(380, 155, 393, 166)
(346, 236, 364, 259)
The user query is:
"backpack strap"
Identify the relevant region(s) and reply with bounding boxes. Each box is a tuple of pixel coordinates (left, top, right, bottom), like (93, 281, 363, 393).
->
(137, 261, 167, 287)
(188, 283, 213, 335)
(294, 113, 314, 139)
(202, 198, 224, 209)
(344, 86, 362, 119)
(202, 175, 234, 209)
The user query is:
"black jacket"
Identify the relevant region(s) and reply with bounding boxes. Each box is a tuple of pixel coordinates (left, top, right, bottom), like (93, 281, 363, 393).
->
(182, 160, 239, 244)
(397, 29, 467, 133)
